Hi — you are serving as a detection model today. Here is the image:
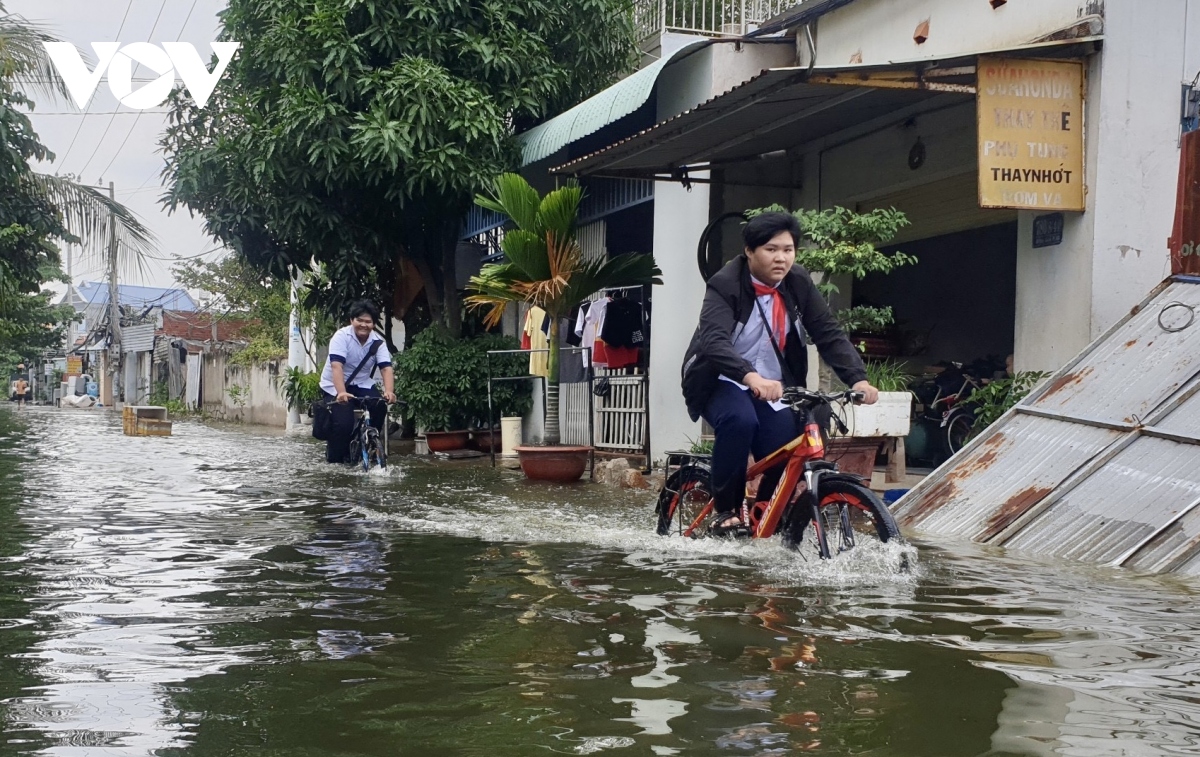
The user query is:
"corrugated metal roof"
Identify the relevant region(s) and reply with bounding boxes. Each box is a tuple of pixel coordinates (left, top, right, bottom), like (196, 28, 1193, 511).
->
(1027, 280, 1200, 424)
(551, 37, 1101, 178)
(121, 324, 156, 353)
(898, 413, 1123, 541)
(893, 276, 1200, 575)
(1003, 436, 1200, 565)
(551, 67, 950, 176)
(517, 39, 709, 166)
(75, 281, 199, 312)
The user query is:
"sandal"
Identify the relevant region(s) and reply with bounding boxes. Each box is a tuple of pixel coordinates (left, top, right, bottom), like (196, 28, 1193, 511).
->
(707, 512, 750, 538)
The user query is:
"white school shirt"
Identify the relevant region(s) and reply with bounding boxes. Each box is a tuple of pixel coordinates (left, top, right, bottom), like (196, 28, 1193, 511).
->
(320, 325, 392, 394)
(718, 276, 790, 411)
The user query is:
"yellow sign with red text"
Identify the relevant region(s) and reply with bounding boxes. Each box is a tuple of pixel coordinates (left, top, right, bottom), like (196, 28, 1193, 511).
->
(977, 56, 1085, 211)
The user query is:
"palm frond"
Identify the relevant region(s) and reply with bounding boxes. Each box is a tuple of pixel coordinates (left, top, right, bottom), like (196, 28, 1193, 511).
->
(476, 173, 541, 231)
(0, 6, 75, 103)
(499, 229, 551, 281)
(535, 182, 583, 241)
(29, 173, 156, 273)
(562, 253, 662, 310)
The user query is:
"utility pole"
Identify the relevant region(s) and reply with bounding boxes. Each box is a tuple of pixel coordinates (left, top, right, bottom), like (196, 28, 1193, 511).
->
(286, 267, 306, 431)
(107, 181, 122, 408)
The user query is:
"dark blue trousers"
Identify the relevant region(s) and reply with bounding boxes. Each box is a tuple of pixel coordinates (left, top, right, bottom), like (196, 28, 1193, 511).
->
(703, 381, 800, 517)
(323, 386, 386, 464)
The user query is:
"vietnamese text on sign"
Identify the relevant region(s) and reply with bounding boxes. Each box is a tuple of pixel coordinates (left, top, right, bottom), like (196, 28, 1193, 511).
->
(978, 57, 1085, 212)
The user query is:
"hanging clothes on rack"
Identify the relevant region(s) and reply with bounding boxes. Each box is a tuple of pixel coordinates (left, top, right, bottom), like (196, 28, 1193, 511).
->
(574, 299, 607, 369)
(598, 292, 644, 370)
(557, 318, 587, 383)
(522, 305, 550, 377)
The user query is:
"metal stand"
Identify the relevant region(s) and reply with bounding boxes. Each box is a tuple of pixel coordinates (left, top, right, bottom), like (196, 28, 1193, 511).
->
(486, 346, 595, 478)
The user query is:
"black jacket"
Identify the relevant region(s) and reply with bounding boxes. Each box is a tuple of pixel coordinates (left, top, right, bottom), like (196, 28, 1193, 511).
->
(681, 256, 868, 421)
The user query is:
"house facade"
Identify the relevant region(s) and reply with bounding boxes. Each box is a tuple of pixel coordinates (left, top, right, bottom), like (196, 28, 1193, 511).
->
(495, 0, 1200, 463)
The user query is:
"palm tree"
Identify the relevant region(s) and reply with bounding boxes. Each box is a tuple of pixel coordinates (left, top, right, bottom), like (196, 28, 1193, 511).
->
(1, 1, 155, 269)
(466, 173, 661, 446)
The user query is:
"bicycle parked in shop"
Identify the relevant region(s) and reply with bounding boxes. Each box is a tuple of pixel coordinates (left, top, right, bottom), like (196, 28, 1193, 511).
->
(654, 388, 902, 559)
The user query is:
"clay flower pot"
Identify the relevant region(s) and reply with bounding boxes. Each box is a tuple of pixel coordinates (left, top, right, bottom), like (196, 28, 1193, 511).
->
(425, 430, 471, 452)
(471, 431, 502, 453)
(514, 445, 592, 482)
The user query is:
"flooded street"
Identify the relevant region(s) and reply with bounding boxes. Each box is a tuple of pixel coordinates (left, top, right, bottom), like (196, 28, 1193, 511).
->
(2, 407, 1199, 756)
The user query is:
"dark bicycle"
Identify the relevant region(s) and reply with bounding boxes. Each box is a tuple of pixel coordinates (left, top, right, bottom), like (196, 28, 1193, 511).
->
(317, 396, 390, 472)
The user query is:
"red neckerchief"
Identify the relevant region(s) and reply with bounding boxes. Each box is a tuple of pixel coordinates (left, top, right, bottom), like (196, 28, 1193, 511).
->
(751, 279, 787, 350)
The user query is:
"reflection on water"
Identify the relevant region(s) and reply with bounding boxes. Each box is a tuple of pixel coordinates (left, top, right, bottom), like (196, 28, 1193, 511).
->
(1, 406, 1199, 755)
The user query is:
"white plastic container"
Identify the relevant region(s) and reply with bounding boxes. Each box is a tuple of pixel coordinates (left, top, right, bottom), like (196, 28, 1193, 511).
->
(500, 416, 523, 456)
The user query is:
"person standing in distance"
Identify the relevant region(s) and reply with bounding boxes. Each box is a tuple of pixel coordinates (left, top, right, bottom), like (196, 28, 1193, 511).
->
(681, 212, 879, 535)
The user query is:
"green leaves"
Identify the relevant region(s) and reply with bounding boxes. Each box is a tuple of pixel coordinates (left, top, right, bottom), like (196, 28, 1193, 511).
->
(971, 371, 1052, 429)
(477, 172, 541, 230)
(160, 0, 637, 326)
(393, 328, 530, 430)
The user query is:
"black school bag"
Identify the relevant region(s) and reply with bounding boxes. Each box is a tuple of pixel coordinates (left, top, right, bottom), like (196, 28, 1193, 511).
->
(311, 340, 381, 441)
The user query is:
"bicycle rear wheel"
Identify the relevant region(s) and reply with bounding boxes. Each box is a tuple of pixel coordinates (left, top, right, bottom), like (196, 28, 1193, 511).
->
(790, 480, 901, 558)
(655, 464, 714, 537)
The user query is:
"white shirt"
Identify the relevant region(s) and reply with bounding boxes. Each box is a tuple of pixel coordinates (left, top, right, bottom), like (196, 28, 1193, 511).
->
(320, 325, 392, 393)
(719, 276, 790, 410)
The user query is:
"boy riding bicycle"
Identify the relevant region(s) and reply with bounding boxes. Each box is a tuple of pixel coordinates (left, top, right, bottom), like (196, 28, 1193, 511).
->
(320, 300, 395, 464)
(681, 212, 879, 536)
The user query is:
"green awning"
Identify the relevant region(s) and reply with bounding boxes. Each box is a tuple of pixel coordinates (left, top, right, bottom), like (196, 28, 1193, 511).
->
(517, 40, 709, 166)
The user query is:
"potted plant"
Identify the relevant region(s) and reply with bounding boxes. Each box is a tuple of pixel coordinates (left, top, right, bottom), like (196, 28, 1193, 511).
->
(844, 359, 914, 438)
(394, 328, 475, 451)
(466, 174, 662, 482)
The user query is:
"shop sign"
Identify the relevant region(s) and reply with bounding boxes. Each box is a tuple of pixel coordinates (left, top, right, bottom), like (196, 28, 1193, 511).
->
(978, 56, 1085, 212)
(66, 356, 83, 374)
(1032, 213, 1064, 248)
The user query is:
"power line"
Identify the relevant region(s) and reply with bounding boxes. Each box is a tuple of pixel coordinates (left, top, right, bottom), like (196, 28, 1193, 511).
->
(88, 0, 172, 183)
(56, 0, 137, 170)
(96, 0, 198, 183)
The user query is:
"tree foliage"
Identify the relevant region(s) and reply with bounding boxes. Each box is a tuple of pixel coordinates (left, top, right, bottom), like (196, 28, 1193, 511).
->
(161, 0, 637, 335)
(1, 1, 152, 373)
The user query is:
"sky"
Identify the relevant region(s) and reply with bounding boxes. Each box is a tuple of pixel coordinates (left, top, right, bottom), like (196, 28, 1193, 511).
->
(11, 0, 232, 293)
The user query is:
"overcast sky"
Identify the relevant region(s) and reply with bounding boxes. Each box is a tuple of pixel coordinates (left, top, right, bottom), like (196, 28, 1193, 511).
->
(12, 0, 231, 292)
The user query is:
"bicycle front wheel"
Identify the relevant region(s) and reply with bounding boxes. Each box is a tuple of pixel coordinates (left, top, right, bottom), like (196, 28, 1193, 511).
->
(655, 464, 713, 537)
(366, 427, 386, 470)
(945, 412, 976, 456)
(790, 480, 901, 558)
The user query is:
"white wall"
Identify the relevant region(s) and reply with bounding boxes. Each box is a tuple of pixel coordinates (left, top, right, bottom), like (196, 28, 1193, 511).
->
(1013, 52, 1101, 373)
(814, 0, 1090, 67)
(201, 352, 288, 426)
(648, 179, 709, 462)
(1086, 0, 1186, 336)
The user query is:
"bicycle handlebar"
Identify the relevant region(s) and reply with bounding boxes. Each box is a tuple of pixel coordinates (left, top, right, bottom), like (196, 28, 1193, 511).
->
(316, 395, 392, 410)
(781, 387, 864, 408)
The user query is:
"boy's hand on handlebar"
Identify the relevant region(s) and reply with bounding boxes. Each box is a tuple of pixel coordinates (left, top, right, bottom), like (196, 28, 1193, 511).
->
(744, 372, 784, 402)
(335, 391, 353, 404)
(383, 390, 396, 404)
(851, 380, 880, 405)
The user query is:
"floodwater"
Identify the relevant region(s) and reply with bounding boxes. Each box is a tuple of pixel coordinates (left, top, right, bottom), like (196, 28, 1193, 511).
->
(1, 408, 1198, 756)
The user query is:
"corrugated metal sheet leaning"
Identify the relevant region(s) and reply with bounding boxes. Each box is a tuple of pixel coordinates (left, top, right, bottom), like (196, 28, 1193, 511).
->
(892, 276, 1200, 575)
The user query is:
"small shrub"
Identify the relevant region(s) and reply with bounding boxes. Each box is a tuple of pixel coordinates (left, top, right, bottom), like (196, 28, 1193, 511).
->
(971, 371, 1051, 429)
(394, 328, 530, 431)
(864, 360, 912, 392)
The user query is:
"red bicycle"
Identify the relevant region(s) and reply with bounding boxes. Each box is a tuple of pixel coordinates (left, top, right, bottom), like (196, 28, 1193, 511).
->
(655, 388, 901, 559)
